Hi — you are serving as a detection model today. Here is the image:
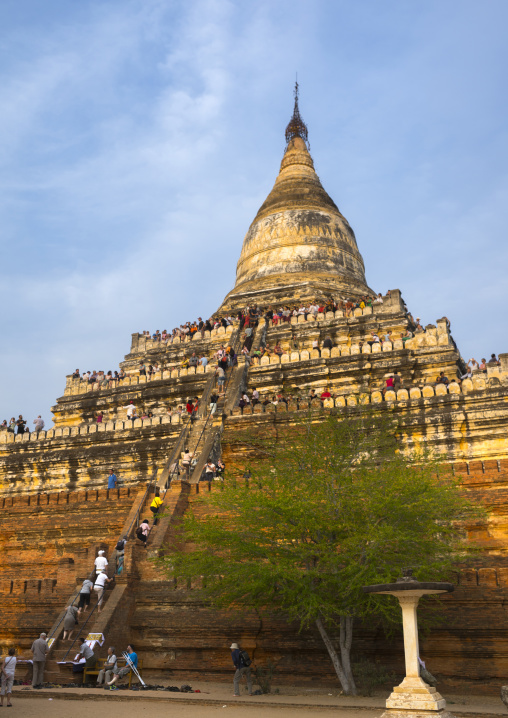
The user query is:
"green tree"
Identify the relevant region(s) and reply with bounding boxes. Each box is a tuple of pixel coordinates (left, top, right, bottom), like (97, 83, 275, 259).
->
(160, 411, 480, 695)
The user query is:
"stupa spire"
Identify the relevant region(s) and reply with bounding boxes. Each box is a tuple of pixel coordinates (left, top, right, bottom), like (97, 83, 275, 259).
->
(285, 81, 309, 149)
(219, 90, 375, 311)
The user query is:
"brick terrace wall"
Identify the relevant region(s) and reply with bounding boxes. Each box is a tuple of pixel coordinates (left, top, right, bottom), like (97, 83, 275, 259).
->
(0, 487, 138, 653)
(120, 468, 508, 690)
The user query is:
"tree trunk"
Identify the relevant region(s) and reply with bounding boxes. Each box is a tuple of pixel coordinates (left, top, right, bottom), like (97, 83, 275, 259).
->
(339, 615, 357, 695)
(315, 616, 353, 695)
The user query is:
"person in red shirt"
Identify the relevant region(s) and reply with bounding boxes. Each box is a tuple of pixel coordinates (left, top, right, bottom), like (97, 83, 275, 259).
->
(383, 375, 395, 395)
(320, 388, 332, 400)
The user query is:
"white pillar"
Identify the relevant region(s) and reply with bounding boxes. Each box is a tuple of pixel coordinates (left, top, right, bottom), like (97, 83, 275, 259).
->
(398, 595, 420, 679)
(383, 591, 451, 715)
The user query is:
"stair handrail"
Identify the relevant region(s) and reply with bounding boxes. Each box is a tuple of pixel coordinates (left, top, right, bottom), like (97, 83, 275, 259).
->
(188, 326, 244, 471)
(125, 467, 158, 540)
(160, 414, 192, 490)
(61, 596, 102, 662)
(46, 584, 85, 643)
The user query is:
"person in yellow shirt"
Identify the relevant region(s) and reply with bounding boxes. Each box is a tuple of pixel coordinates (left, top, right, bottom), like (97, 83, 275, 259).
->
(150, 490, 163, 525)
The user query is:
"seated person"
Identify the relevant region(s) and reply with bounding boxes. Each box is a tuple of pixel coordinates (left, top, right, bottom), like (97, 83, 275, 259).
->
(273, 342, 283, 356)
(107, 645, 138, 689)
(97, 647, 117, 686)
(383, 376, 395, 393)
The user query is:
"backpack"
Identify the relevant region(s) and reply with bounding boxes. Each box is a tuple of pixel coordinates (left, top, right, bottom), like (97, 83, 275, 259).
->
(116, 539, 125, 551)
(239, 649, 251, 667)
(135, 527, 144, 538)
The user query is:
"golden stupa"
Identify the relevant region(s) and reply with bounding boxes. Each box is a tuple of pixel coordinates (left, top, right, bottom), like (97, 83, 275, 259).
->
(221, 84, 375, 311)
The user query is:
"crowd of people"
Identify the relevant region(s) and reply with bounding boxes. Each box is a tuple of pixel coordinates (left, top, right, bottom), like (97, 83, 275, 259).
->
(66, 293, 395, 388)
(135, 296, 384, 351)
(235, 350, 504, 412)
(0, 415, 45, 435)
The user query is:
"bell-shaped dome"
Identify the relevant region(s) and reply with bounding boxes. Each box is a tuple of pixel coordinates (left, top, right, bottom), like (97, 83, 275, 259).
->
(220, 90, 374, 311)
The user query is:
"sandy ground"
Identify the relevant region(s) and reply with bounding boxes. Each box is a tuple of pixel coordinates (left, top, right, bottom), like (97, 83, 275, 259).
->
(5, 697, 383, 717)
(9, 682, 508, 717)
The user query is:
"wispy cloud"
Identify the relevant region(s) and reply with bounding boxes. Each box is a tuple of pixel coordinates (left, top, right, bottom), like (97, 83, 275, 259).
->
(0, 0, 507, 423)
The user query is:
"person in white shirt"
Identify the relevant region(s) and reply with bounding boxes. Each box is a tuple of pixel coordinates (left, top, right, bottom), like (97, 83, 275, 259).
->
(125, 402, 136, 420)
(94, 550, 108, 575)
(33, 416, 45, 432)
(1, 648, 16, 706)
(204, 461, 216, 482)
(97, 646, 117, 685)
(94, 571, 113, 612)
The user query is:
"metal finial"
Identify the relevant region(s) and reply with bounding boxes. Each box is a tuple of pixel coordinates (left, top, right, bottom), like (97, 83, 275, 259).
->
(397, 568, 416, 583)
(285, 80, 309, 149)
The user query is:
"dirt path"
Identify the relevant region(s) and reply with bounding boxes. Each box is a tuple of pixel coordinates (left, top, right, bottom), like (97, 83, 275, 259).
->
(8, 697, 382, 718)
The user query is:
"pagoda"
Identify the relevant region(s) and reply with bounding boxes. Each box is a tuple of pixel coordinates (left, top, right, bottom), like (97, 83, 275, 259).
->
(1, 88, 508, 691)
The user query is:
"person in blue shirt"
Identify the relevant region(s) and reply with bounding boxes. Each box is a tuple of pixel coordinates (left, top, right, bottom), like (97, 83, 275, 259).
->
(108, 470, 117, 490)
(107, 644, 138, 688)
(230, 642, 253, 696)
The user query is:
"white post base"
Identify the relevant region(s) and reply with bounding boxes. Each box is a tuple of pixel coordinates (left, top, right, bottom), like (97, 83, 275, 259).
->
(380, 676, 455, 717)
(380, 712, 455, 718)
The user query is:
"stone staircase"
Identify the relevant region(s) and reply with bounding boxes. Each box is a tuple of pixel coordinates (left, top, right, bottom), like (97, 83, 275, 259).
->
(43, 481, 157, 684)
(40, 326, 256, 684)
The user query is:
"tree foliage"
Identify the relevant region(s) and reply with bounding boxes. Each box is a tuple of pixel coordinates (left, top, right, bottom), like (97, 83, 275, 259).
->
(159, 410, 482, 694)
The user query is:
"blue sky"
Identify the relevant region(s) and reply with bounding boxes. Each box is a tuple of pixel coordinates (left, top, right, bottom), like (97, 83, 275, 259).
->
(1, 0, 507, 426)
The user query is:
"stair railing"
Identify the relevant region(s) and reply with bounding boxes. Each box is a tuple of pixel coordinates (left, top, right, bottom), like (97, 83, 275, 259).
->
(189, 327, 242, 459)
(61, 598, 102, 662)
(125, 467, 158, 540)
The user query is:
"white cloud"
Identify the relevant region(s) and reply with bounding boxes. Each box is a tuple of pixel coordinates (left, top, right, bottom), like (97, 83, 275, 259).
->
(0, 0, 507, 424)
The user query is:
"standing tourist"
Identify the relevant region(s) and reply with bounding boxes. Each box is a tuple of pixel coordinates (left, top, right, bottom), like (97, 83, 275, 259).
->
(33, 415, 45, 432)
(149, 490, 163, 525)
(230, 642, 253, 697)
(94, 550, 108, 576)
(216, 458, 225, 481)
(204, 461, 216, 483)
(94, 571, 113, 613)
(209, 391, 219, 415)
(107, 469, 117, 489)
(182, 449, 193, 479)
(77, 576, 94, 614)
(0, 648, 16, 707)
(62, 605, 79, 641)
(136, 519, 151, 548)
(216, 365, 226, 395)
(125, 401, 136, 422)
(115, 536, 128, 575)
(31, 632, 48, 689)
